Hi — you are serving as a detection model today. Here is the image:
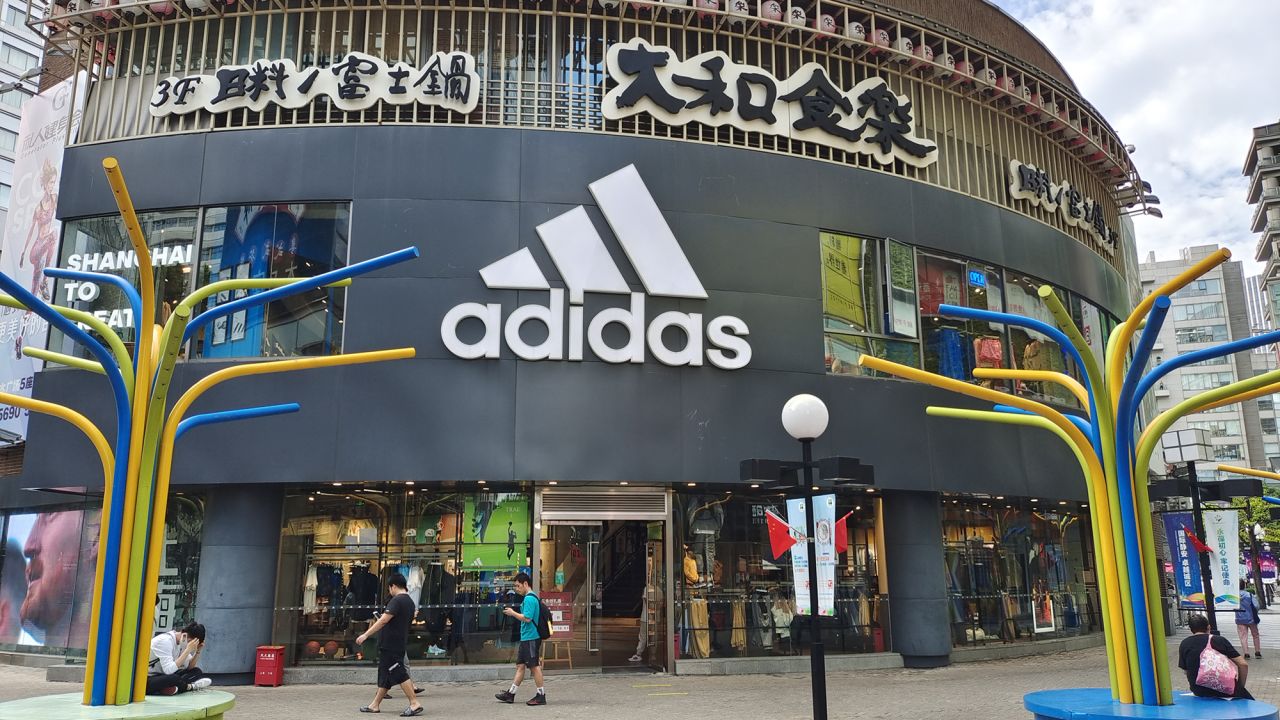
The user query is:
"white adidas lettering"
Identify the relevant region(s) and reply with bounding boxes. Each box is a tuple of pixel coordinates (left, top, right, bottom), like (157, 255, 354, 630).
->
(441, 165, 752, 370)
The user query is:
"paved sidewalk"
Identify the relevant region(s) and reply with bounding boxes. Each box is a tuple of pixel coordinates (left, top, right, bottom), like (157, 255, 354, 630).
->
(2, 641, 1278, 719)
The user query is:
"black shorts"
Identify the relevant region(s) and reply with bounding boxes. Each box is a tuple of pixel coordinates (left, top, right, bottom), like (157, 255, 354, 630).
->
(377, 651, 411, 690)
(517, 639, 542, 669)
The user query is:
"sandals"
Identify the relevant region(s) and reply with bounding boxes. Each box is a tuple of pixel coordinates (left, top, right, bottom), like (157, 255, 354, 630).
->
(400, 708, 424, 717)
(358, 708, 380, 714)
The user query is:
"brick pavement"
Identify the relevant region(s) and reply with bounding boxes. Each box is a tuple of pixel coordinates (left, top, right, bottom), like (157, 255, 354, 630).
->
(1, 639, 1278, 719)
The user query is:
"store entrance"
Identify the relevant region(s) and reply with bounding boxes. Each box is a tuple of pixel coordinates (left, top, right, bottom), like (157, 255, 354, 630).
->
(539, 520, 667, 673)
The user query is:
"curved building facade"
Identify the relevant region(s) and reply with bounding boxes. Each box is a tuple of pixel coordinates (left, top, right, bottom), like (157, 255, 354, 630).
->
(0, 0, 1146, 676)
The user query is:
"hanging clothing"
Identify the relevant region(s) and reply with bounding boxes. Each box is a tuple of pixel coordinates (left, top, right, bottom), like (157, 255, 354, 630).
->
(730, 601, 747, 651)
(689, 599, 711, 658)
(771, 605, 794, 640)
(406, 564, 425, 605)
(303, 565, 318, 612)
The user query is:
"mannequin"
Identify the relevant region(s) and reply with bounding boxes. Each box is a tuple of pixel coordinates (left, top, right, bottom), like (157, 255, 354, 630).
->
(687, 495, 728, 584)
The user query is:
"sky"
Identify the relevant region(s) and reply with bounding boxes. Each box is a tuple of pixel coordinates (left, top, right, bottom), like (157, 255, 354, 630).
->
(991, 0, 1280, 275)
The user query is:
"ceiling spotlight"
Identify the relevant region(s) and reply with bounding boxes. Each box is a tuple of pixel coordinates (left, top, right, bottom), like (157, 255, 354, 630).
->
(308, 496, 315, 502)
(687, 482, 697, 487)
(549, 481, 558, 485)
(750, 483, 760, 489)
(405, 481, 415, 486)
(620, 481, 629, 486)
(333, 482, 342, 486)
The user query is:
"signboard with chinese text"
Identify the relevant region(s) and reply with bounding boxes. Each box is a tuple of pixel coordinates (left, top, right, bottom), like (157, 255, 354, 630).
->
(1204, 509, 1241, 610)
(1163, 511, 1206, 608)
(541, 591, 574, 641)
(1007, 159, 1117, 256)
(603, 39, 938, 169)
(786, 495, 836, 616)
(150, 51, 480, 117)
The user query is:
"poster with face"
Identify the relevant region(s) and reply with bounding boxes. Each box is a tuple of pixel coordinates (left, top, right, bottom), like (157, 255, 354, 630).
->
(462, 494, 530, 567)
(1, 508, 101, 650)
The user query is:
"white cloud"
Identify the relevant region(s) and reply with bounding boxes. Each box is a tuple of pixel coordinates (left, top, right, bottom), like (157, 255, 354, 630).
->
(992, 0, 1280, 272)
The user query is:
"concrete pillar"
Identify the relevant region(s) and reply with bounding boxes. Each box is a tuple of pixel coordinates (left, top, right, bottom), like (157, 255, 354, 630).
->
(882, 490, 950, 668)
(194, 485, 283, 675)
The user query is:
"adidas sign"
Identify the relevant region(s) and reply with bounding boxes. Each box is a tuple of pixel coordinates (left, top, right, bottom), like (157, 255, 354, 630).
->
(441, 165, 751, 370)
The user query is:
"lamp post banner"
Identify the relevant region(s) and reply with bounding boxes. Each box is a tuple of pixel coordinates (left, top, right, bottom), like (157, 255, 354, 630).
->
(786, 495, 836, 616)
(0, 73, 86, 443)
(1204, 509, 1241, 610)
(1162, 511, 1204, 608)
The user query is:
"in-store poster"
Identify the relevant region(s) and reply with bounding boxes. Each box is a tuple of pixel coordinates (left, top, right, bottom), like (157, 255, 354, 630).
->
(786, 495, 836, 617)
(0, 73, 87, 443)
(1, 508, 99, 650)
(463, 494, 529, 567)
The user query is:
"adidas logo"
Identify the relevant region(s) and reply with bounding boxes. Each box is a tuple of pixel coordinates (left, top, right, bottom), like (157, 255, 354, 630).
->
(441, 165, 751, 370)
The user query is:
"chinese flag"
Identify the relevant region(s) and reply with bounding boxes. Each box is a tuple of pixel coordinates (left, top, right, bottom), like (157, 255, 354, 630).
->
(836, 512, 850, 555)
(1183, 526, 1213, 554)
(766, 509, 799, 560)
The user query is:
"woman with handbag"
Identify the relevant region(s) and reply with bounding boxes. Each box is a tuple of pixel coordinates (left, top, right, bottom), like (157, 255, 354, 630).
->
(1236, 579, 1263, 659)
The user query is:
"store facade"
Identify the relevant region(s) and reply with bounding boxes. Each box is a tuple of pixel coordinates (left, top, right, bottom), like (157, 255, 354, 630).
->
(0, 0, 1143, 675)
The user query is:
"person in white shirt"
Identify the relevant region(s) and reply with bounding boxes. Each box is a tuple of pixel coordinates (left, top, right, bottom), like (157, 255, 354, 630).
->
(146, 622, 212, 695)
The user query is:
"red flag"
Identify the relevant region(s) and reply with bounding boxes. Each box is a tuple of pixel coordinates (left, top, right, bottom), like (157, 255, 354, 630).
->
(1183, 526, 1213, 554)
(766, 509, 799, 560)
(835, 511, 855, 555)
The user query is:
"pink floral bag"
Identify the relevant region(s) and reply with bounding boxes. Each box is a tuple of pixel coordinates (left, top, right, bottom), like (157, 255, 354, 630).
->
(1197, 638, 1238, 695)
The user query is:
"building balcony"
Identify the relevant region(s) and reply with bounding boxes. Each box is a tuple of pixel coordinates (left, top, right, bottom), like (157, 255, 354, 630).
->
(1252, 188, 1280, 233)
(1244, 125, 1280, 174)
(1247, 157, 1280, 202)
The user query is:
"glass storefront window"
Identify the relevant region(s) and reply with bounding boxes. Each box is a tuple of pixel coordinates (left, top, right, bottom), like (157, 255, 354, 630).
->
(193, 203, 349, 358)
(0, 491, 200, 657)
(917, 253, 1006, 384)
(51, 210, 198, 360)
(274, 487, 533, 667)
(942, 498, 1098, 647)
(1004, 274, 1078, 407)
(820, 232, 919, 377)
(673, 492, 884, 660)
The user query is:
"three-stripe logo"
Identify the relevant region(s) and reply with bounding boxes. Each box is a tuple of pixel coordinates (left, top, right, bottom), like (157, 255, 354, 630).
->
(441, 165, 752, 370)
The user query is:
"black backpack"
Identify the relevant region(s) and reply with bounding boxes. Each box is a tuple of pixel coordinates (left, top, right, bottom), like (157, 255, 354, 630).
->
(529, 593, 553, 640)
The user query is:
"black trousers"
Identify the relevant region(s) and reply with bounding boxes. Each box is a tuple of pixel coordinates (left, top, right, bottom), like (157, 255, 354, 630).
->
(146, 666, 207, 695)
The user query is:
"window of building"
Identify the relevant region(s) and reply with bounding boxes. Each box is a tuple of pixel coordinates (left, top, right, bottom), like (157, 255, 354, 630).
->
(0, 128, 16, 153)
(1265, 442, 1280, 458)
(821, 232, 919, 377)
(1175, 324, 1229, 345)
(942, 497, 1098, 647)
(1187, 419, 1242, 438)
(0, 87, 25, 111)
(916, 252, 1007, 386)
(276, 487, 532, 666)
(1005, 273, 1077, 406)
(2, 6, 23, 26)
(0, 44, 37, 73)
(1263, 418, 1277, 435)
(1213, 444, 1243, 461)
(1181, 372, 1234, 392)
(1173, 278, 1223, 299)
(674, 492, 882, 660)
(194, 203, 348, 358)
(51, 210, 198, 359)
(0, 183, 10, 208)
(1172, 302, 1224, 322)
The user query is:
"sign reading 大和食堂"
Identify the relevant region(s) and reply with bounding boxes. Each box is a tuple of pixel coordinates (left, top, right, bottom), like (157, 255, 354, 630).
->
(602, 38, 938, 169)
(149, 51, 480, 117)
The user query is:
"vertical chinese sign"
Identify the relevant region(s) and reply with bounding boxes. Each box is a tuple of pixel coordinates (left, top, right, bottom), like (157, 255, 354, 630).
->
(1204, 509, 1241, 610)
(0, 73, 85, 443)
(786, 495, 836, 617)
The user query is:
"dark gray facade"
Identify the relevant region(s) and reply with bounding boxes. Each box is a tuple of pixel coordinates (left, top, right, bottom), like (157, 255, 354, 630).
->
(4, 126, 1129, 668)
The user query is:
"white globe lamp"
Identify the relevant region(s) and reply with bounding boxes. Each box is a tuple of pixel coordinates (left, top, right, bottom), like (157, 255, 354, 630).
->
(781, 393, 828, 441)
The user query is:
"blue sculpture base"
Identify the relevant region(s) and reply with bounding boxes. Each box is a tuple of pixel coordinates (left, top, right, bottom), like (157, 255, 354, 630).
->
(1025, 688, 1278, 720)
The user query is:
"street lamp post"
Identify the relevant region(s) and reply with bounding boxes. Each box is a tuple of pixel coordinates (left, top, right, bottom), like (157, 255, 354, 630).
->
(781, 394, 831, 720)
(1184, 460, 1219, 634)
(1252, 523, 1268, 610)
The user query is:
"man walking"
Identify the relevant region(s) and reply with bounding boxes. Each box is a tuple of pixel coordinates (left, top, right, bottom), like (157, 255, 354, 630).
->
(495, 572, 546, 706)
(357, 573, 424, 716)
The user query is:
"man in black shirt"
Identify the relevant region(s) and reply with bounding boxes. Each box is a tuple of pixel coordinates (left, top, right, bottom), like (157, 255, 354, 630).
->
(1177, 614, 1253, 700)
(357, 573, 423, 716)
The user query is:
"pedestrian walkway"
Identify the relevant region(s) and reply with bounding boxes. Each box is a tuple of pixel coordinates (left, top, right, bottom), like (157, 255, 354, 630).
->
(4, 641, 1280, 720)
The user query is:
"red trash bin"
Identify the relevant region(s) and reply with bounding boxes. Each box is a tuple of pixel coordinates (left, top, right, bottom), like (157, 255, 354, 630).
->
(255, 645, 285, 687)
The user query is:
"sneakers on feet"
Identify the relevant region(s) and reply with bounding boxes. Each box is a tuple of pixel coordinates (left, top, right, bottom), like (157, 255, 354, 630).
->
(628, 654, 642, 663)
(495, 691, 515, 703)
(188, 678, 213, 692)
(1257, 651, 1264, 658)
(160, 686, 178, 696)
(526, 694, 546, 706)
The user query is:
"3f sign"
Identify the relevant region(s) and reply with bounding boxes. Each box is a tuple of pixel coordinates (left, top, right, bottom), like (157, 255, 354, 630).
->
(441, 166, 752, 370)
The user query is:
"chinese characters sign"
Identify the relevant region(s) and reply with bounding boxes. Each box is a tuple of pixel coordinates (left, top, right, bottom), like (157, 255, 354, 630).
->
(1163, 510, 1241, 610)
(786, 495, 836, 617)
(150, 51, 480, 117)
(1007, 159, 1117, 256)
(1162, 511, 1203, 609)
(603, 39, 938, 169)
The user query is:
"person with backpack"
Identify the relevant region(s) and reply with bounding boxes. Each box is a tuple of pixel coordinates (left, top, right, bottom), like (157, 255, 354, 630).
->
(495, 572, 549, 706)
(1178, 614, 1253, 699)
(1236, 579, 1263, 659)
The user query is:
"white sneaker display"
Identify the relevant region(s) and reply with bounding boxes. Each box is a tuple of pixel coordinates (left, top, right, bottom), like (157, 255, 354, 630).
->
(427, 645, 446, 656)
